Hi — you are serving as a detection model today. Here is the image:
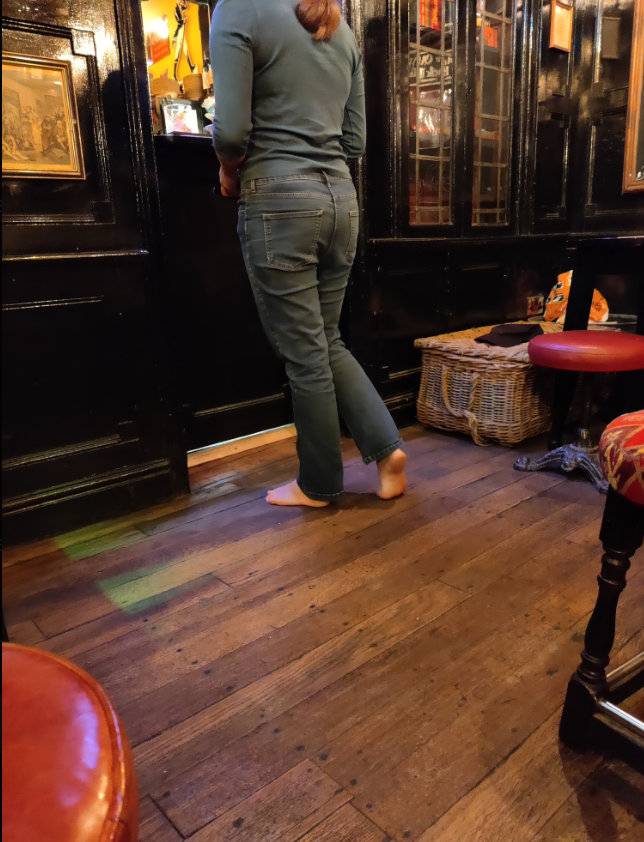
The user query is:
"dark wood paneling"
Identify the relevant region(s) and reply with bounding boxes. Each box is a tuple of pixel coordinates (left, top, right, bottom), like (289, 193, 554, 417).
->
(2, 0, 187, 543)
(152, 135, 292, 451)
(447, 259, 507, 333)
(583, 0, 641, 226)
(529, 0, 576, 231)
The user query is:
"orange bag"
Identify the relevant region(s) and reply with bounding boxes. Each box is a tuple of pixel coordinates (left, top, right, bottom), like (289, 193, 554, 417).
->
(544, 271, 609, 323)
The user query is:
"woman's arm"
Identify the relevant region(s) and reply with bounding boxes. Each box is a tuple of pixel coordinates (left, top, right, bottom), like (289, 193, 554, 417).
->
(210, 0, 257, 194)
(340, 49, 366, 160)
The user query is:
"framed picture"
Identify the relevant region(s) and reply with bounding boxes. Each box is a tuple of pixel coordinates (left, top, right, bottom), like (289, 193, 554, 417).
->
(550, 1, 573, 53)
(159, 98, 203, 135)
(2, 53, 84, 180)
(623, 0, 644, 193)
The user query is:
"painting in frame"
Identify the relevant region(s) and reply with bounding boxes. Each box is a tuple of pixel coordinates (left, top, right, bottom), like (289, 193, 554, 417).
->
(2, 53, 85, 180)
(623, 0, 644, 192)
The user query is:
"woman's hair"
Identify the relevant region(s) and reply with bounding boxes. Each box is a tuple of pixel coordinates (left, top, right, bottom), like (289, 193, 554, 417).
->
(296, 0, 341, 41)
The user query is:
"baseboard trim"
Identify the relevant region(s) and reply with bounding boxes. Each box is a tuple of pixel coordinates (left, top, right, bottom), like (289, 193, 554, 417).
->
(188, 424, 296, 468)
(2, 460, 176, 545)
(2, 459, 171, 516)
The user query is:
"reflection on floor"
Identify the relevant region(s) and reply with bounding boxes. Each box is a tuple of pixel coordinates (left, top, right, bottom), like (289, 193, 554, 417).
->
(3, 425, 643, 841)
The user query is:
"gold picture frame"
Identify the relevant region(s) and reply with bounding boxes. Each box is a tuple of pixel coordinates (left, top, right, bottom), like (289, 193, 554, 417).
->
(623, 0, 644, 192)
(550, 1, 573, 53)
(2, 53, 85, 180)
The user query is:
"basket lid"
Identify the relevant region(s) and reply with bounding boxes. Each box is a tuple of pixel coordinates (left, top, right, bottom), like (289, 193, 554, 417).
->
(414, 322, 563, 362)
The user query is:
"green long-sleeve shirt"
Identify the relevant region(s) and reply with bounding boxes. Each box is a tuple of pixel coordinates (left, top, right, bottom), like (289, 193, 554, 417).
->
(209, 0, 366, 182)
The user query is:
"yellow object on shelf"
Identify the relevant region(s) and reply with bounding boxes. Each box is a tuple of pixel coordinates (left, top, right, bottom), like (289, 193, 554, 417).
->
(141, 0, 205, 81)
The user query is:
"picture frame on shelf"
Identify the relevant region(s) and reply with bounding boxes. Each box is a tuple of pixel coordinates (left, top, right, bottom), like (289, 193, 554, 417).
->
(2, 52, 85, 180)
(158, 98, 203, 136)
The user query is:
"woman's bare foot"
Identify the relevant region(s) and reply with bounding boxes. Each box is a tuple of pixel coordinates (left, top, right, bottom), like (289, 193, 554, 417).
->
(377, 449, 407, 499)
(267, 480, 330, 508)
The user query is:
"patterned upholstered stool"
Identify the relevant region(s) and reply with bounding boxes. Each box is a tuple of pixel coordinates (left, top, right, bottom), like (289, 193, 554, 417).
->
(2, 644, 139, 842)
(559, 411, 644, 757)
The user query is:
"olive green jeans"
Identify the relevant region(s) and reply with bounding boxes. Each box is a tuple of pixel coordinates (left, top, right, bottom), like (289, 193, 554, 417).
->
(238, 174, 402, 501)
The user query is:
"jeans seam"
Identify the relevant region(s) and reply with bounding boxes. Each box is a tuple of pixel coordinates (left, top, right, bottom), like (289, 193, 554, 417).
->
(298, 479, 344, 501)
(247, 193, 320, 199)
(324, 173, 339, 253)
(345, 212, 359, 261)
(252, 175, 352, 187)
(362, 438, 404, 466)
(242, 206, 283, 355)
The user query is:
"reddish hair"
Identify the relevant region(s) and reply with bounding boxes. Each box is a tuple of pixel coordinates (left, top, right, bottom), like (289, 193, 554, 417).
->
(296, 0, 341, 41)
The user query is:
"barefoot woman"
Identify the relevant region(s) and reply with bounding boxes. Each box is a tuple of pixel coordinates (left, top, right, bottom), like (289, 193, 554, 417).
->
(211, 0, 406, 506)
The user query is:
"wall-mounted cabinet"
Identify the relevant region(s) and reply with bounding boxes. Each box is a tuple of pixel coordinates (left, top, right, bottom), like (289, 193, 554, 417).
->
(529, 0, 643, 233)
(407, 0, 517, 229)
(364, 0, 644, 240)
(396, 0, 526, 237)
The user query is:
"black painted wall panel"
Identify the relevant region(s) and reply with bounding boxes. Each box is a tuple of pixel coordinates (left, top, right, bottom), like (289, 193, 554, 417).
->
(2, 0, 187, 543)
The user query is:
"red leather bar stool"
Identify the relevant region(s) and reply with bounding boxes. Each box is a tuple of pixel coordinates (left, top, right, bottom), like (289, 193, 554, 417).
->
(2, 644, 138, 842)
(514, 330, 644, 491)
(559, 411, 644, 757)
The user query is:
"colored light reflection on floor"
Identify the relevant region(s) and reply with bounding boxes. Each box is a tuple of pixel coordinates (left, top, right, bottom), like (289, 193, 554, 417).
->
(54, 524, 146, 561)
(97, 563, 184, 613)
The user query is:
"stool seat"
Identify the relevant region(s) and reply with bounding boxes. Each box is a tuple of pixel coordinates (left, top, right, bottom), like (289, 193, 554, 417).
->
(528, 330, 644, 372)
(2, 644, 138, 842)
(599, 411, 644, 507)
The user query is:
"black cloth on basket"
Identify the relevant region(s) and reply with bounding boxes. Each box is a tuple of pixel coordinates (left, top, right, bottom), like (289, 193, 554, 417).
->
(474, 323, 544, 348)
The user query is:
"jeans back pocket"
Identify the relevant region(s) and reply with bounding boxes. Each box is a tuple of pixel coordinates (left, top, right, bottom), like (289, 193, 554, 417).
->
(263, 210, 324, 272)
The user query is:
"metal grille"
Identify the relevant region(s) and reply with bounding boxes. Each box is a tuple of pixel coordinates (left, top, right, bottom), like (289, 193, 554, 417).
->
(408, 0, 455, 225)
(472, 0, 516, 225)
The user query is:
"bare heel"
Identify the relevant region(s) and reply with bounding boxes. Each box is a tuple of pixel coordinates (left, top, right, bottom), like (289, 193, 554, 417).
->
(377, 449, 407, 500)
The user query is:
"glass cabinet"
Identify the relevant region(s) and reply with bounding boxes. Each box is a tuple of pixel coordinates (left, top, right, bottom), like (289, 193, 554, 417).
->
(405, 0, 519, 233)
(408, 0, 455, 225)
(472, 0, 516, 225)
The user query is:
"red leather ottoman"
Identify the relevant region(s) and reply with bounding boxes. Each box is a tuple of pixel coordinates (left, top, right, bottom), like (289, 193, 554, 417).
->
(2, 644, 138, 842)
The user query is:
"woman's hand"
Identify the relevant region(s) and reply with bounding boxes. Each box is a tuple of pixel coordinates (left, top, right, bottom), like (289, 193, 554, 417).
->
(219, 165, 240, 198)
(217, 154, 244, 198)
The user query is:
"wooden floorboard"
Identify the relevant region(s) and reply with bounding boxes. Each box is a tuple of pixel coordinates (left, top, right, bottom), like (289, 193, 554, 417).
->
(3, 425, 642, 842)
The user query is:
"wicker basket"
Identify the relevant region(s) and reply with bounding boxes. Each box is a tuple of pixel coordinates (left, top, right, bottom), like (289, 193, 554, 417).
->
(414, 322, 564, 446)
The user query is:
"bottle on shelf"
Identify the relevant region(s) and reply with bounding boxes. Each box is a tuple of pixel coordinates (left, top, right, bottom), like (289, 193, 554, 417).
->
(202, 61, 213, 95)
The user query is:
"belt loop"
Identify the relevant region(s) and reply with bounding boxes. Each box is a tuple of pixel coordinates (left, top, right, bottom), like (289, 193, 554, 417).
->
(251, 179, 256, 194)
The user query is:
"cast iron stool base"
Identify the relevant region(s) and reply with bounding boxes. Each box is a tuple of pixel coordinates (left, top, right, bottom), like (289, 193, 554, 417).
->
(514, 371, 608, 493)
(514, 444, 608, 493)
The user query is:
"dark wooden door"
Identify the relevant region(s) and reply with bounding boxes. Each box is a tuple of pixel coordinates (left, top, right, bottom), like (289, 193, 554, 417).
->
(2, 0, 188, 543)
(153, 135, 292, 453)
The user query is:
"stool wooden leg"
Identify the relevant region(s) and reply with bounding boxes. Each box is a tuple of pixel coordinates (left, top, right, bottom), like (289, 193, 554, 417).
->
(548, 370, 578, 451)
(559, 488, 644, 751)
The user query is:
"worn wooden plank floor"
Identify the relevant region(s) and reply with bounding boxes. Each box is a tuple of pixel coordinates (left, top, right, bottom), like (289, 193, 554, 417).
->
(3, 425, 643, 841)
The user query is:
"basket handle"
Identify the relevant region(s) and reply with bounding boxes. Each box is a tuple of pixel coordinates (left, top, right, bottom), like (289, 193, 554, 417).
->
(440, 365, 490, 447)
